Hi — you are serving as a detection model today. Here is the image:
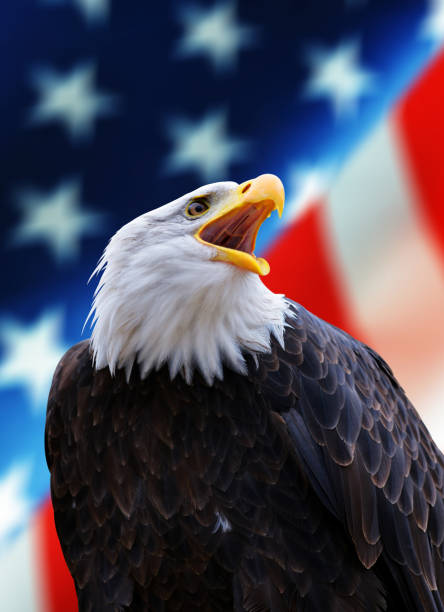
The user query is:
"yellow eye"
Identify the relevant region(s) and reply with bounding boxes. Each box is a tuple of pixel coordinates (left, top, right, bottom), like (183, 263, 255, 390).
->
(186, 198, 210, 217)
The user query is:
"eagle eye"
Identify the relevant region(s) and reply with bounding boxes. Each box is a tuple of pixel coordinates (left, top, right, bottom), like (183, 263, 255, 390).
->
(186, 198, 210, 218)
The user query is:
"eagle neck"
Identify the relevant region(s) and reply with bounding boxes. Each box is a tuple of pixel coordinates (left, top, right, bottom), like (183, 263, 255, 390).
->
(90, 258, 290, 385)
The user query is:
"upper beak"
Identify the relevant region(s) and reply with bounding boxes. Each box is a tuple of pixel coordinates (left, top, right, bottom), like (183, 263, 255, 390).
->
(194, 174, 285, 276)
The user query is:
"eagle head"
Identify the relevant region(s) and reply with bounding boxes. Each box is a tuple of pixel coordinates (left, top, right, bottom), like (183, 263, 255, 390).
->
(88, 174, 290, 383)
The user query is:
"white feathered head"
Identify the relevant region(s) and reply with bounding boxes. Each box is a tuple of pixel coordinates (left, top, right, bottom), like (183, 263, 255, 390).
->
(88, 174, 289, 383)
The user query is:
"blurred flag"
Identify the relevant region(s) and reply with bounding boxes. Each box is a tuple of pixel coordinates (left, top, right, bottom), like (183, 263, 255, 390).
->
(1, 0, 444, 609)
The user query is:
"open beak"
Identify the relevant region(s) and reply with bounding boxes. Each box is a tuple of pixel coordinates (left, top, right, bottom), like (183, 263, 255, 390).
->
(194, 174, 284, 276)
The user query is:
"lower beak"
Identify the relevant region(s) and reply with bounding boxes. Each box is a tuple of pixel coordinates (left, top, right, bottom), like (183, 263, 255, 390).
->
(194, 174, 284, 276)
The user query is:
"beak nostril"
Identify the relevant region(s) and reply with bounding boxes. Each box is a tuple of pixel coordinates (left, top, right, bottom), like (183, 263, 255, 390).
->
(241, 183, 251, 194)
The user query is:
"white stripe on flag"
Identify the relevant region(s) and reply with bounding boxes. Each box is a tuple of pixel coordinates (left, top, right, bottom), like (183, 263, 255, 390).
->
(327, 119, 416, 303)
(0, 527, 41, 612)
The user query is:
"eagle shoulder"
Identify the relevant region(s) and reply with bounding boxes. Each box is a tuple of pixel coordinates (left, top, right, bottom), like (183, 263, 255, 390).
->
(259, 300, 444, 610)
(45, 340, 92, 469)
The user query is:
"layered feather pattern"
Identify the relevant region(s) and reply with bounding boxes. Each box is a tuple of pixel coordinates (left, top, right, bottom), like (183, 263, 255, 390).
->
(46, 300, 444, 611)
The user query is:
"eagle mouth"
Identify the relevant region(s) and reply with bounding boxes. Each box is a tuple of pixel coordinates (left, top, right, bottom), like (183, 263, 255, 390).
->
(199, 200, 274, 254)
(194, 174, 284, 276)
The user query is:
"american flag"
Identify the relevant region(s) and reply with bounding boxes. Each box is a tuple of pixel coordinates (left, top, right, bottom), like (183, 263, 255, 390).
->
(2, 0, 444, 608)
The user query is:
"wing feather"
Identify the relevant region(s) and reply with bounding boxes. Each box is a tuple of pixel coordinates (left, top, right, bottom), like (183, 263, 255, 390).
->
(259, 301, 444, 608)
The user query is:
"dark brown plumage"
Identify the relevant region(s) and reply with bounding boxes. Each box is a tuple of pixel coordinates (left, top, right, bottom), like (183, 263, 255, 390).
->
(45, 301, 444, 611)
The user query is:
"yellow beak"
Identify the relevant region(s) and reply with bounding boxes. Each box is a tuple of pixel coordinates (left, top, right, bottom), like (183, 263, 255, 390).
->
(194, 174, 285, 276)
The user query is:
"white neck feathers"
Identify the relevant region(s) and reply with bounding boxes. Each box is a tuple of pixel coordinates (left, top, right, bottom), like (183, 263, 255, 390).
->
(88, 219, 289, 384)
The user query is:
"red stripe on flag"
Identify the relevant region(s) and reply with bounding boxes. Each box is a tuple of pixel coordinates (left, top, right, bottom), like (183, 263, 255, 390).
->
(395, 48, 444, 264)
(35, 499, 77, 612)
(263, 201, 358, 337)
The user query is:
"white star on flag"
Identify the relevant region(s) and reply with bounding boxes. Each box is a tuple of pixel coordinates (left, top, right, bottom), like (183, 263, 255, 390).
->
(303, 40, 376, 118)
(0, 464, 32, 549)
(0, 311, 68, 410)
(74, 0, 110, 23)
(285, 164, 335, 222)
(42, 0, 110, 24)
(421, 0, 444, 43)
(12, 179, 105, 262)
(176, 1, 257, 71)
(165, 109, 248, 182)
(29, 63, 118, 141)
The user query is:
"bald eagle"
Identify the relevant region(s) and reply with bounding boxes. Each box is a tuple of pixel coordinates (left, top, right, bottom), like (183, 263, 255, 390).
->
(46, 175, 444, 611)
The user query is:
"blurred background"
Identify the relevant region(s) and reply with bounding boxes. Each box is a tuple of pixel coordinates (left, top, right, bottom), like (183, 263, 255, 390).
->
(1, 0, 444, 608)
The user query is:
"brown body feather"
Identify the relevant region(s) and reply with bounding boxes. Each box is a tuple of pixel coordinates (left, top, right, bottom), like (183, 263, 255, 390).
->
(45, 301, 444, 611)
